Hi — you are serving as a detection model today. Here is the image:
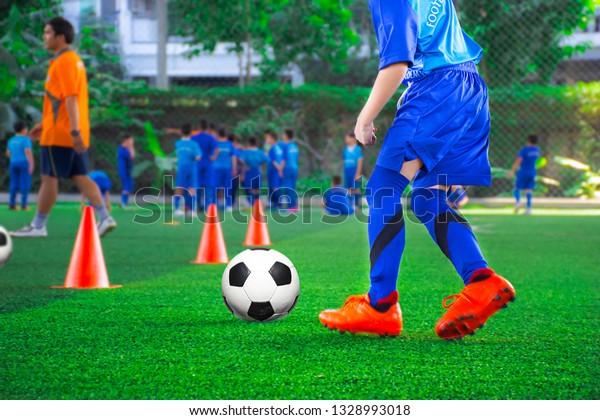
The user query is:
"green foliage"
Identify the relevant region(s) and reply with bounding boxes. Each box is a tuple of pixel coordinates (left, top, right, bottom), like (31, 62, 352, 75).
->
(0, 2, 61, 137)
(459, 0, 596, 86)
(171, 0, 360, 84)
(554, 156, 600, 198)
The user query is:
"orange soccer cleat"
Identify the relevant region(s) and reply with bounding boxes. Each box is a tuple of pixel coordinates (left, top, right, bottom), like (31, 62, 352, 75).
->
(435, 268, 516, 340)
(319, 291, 402, 337)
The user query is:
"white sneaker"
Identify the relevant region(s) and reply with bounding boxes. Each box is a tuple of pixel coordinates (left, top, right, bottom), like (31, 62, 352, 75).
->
(524, 208, 532, 215)
(174, 209, 185, 217)
(9, 224, 48, 237)
(224, 206, 233, 212)
(97, 217, 117, 237)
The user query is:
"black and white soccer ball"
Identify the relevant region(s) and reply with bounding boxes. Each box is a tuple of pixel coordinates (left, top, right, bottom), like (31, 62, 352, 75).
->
(0, 226, 13, 269)
(222, 248, 300, 322)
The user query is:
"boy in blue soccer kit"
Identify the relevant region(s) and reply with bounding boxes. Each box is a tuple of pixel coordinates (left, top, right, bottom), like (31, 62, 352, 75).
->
(83, 170, 112, 211)
(342, 132, 363, 212)
(281, 128, 300, 212)
(6, 122, 34, 210)
(240, 137, 269, 208)
(323, 175, 354, 216)
(117, 134, 135, 208)
(264, 130, 284, 209)
(508, 135, 541, 215)
(174, 124, 201, 216)
(212, 128, 237, 211)
(190, 120, 218, 209)
(320, 0, 516, 340)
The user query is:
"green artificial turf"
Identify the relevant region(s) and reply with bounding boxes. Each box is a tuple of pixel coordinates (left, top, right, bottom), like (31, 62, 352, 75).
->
(1, 205, 598, 400)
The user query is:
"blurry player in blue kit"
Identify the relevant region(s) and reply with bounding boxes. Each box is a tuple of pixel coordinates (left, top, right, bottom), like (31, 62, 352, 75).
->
(240, 137, 269, 208)
(507, 135, 541, 215)
(117, 134, 135, 209)
(83, 170, 112, 211)
(342, 131, 364, 212)
(319, 0, 516, 340)
(174, 123, 201, 216)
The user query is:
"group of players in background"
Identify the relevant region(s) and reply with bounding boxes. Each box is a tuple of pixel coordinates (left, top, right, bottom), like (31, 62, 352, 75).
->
(5, 120, 542, 216)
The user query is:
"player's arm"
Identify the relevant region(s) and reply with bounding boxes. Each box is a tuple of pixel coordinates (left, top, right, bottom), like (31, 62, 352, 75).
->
(25, 148, 34, 174)
(356, 63, 408, 146)
(355, 157, 363, 179)
(129, 142, 136, 159)
(231, 155, 237, 175)
(211, 148, 219, 161)
(5, 149, 10, 158)
(507, 157, 523, 178)
(80, 193, 86, 212)
(29, 121, 43, 141)
(65, 95, 85, 154)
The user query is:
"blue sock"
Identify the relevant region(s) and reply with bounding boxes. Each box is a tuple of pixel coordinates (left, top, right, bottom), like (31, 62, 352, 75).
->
(94, 203, 110, 222)
(411, 188, 487, 285)
(514, 189, 521, 205)
(32, 212, 48, 229)
(526, 192, 532, 209)
(174, 195, 182, 210)
(121, 192, 129, 206)
(367, 166, 410, 306)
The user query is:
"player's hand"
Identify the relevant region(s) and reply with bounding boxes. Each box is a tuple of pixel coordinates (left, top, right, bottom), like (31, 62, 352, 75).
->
(355, 120, 377, 146)
(29, 124, 43, 141)
(507, 170, 515, 179)
(72, 135, 87, 154)
(29, 166, 34, 175)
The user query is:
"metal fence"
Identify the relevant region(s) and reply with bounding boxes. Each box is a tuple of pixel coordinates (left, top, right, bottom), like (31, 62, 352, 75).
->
(1, 1, 599, 201)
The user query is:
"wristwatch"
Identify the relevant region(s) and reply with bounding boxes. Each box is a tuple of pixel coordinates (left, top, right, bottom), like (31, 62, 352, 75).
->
(71, 129, 81, 137)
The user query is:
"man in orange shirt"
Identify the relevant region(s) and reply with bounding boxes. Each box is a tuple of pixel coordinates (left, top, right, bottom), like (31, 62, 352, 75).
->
(10, 17, 116, 238)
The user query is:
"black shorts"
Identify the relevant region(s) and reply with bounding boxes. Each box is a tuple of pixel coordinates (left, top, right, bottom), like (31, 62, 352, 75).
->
(41, 146, 89, 179)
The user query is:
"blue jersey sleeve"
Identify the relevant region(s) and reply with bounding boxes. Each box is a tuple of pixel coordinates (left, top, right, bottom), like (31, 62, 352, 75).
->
(518, 148, 526, 159)
(370, 0, 418, 70)
(23, 138, 32, 149)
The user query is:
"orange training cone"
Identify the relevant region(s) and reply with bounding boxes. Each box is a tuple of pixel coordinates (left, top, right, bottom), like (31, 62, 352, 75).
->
(53, 206, 120, 289)
(243, 199, 271, 246)
(191, 204, 229, 264)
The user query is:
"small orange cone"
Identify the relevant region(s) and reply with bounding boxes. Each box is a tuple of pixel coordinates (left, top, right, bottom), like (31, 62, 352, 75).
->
(53, 206, 121, 289)
(243, 199, 271, 246)
(191, 204, 229, 264)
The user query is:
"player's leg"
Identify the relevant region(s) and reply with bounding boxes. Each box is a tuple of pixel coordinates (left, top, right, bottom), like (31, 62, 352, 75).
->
(319, 159, 421, 336)
(9, 164, 19, 209)
(19, 162, 30, 209)
(524, 180, 534, 214)
(173, 187, 184, 216)
(513, 177, 522, 213)
(72, 175, 116, 237)
(411, 185, 488, 285)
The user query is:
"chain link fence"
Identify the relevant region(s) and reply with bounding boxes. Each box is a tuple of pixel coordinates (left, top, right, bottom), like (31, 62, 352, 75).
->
(2, 1, 599, 200)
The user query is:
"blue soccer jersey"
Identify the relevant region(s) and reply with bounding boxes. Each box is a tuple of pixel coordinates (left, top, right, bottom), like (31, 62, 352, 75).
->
(117, 145, 133, 177)
(191, 132, 217, 164)
(88, 170, 112, 193)
(7, 135, 32, 163)
(242, 148, 269, 170)
(343, 145, 363, 168)
(324, 187, 354, 215)
(518, 146, 541, 175)
(213, 141, 234, 169)
(175, 139, 202, 167)
(268, 143, 284, 172)
(283, 141, 299, 170)
(369, 0, 483, 75)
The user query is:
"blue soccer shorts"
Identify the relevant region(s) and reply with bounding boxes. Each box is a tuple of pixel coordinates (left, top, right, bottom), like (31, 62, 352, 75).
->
(41, 146, 89, 179)
(377, 62, 491, 188)
(515, 173, 536, 190)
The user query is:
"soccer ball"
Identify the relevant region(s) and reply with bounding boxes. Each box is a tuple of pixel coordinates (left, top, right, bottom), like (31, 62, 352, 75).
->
(0, 226, 13, 269)
(222, 248, 300, 322)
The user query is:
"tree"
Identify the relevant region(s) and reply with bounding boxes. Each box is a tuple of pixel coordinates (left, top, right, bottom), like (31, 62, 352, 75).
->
(0, 1, 61, 137)
(170, 0, 360, 86)
(458, 0, 596, 86)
